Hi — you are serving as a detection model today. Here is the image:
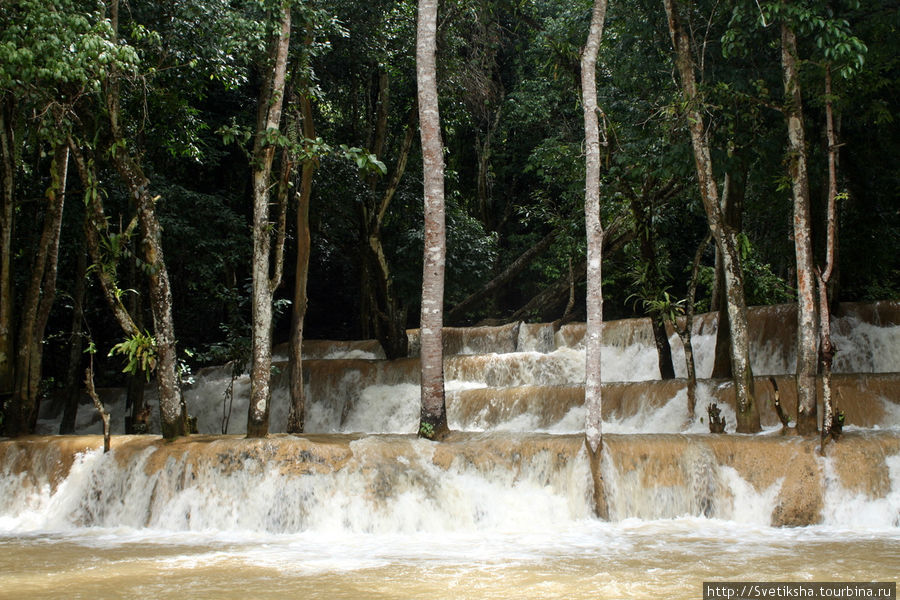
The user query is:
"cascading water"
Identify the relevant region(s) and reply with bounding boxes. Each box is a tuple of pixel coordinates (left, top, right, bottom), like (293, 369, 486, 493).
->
(5, 302, 900, 599)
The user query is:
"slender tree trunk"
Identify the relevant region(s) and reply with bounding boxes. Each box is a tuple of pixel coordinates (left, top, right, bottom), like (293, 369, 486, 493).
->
(5, 145, 67, 435)
(680, 234, 711, 419)
(60, 247, 87, 434)
(781, 20, 818, 435)
(248, 2, 291, 438)
(360, 108, 417, 359)
(581, 0, 609, 519)
(0, 95, 15, 398)
(476, 108, 502, 229)
(127, 169, 186, 439)
(125, 264, 145, 434)
(664, 0, 759, 432)
(819, 64, 840, 449)
(105, 0, 187, 439)
(629, 190, 675, 379)
(416, 0, 449, 440)
(68, 140, 139, 336)
(711, 167, 745, 379)
(287, 92, 316, 434)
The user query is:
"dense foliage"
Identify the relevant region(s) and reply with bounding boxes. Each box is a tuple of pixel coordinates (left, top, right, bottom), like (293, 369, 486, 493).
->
(1, 0, 897, 406)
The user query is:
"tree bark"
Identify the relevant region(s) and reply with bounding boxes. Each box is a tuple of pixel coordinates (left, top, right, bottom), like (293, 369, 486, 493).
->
(68, 140, 140, 336)
(287, 91, 316, 434)
(664, 0, 759, 432)
(5, 145, 67, 435)
(711, 167, 746, 379)
(781, 20, 818, 435)
(819, 64, 840, 450)
(581, 0, 609, 518)
(247, 2, 292, 438)
(416, 0, 449, 440)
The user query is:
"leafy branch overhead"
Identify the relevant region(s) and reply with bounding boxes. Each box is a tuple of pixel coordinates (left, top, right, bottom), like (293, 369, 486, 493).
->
(218, 123, 386, 174)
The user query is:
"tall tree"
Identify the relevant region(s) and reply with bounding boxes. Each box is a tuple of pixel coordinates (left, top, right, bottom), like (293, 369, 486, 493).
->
(780, 15, 818, 435)
(247, 1, 293, 438)
(582, 0, 609, 517)
(287, 89, 316, 435)
(416, 0, 449, 441)
(0, 0, 133, 434)
(105, 0, 188, 439)
(663, 0, 760, 432)
(6, 145, 68, 435)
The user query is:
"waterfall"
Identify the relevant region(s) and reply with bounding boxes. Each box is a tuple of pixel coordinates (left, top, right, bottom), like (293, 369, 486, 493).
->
(0, 435, 593, 534)
(13, 301, 900, 532)
(4, 303, 900, 598)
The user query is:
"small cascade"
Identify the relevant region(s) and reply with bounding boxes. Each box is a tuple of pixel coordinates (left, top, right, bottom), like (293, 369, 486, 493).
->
(601, 433, 900, 527)
(0, 434, 592, 534)
(3, 432, 900, 531)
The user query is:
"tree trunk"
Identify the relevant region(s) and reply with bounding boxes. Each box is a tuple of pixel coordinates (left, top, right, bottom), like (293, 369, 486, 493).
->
(416, 0, 449, 441)
(287, 91, 316, 434)
(581, 0, 608, 520)
(360, 108, 417, 359)
(0, 95, 15, 398)
(129, 170, 186, 439)
(819, 64, 840, 450)
(247, 2, 292, 438)
(680, 234, 711, 420)
(628, 188, 675, 379)
(60, 247, 87, 434)
(68, 140, 140, 336)
(104, 0, 187, 439)
(711, 167, 745, 379)
(5, 145, 67, 435)
(781, 20, 818, 435)
(125, 264, 145, 435)
(664, 0, 759, 432)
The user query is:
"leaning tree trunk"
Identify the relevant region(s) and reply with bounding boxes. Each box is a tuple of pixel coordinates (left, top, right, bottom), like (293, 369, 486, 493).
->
(664, 0, 759, 432)
(6, 145, 67, 436)
(781, 21, 818, 435)
(116, 160, 187, 439)
(416, 0, 449, 441)
(581, 0, 609, 518)
(247, 2, 292, 438)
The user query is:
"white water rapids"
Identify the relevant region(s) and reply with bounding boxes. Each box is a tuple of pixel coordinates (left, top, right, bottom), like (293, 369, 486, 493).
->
(4, 303, 900, 598)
